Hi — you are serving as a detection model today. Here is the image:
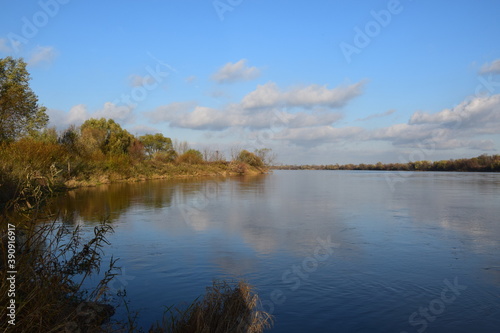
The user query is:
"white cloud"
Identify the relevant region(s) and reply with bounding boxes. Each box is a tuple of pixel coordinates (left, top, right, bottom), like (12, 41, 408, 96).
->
(211, 59, 260, 83)
(94, 102, 135, 123)
(409, 94, 500, 133)
(370, 94, 500, 150)
(152, 103, 272, 130)
(146, 102, 197, 122)
(46, 104, 89, 129)
(240, 82, 282, 109)
(141, 85, 497, 154)
(241, 81, 365, 109)
(28, 46, 57, 66)
(47, 102, 134, 129)
(171, 106, 231, 130)
(147, 101, 344, 132)
(286, 112, 343, 128)
(275, 126, 365, 146)
(129, 125, 161, 136)
(479, 59, 500, 75)
(144, 81, 361, 132)
(66, 104, 90, 125)
(371, 123, 432, 141)
(0, 38, 12, 53)
(138, 83, 500, 157)
(468, 139, 495, 150)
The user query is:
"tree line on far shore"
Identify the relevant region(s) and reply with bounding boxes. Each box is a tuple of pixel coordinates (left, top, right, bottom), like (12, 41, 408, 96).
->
(273, 154, 500, 172)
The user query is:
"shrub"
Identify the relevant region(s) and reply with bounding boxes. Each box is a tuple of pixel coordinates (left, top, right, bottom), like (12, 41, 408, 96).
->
(30, 127, 58, 144)
(104, 154, 132, 175)
(154, 150, 177, 163)
(229, 161, 247, 175)
(236, 150, 264, 168)
(128, 139, 146, 162)
(1, 138, 69, 174)
(152, 280, 273, 333)
(176, 149, 204, 164)
(0, 168, 17, 210)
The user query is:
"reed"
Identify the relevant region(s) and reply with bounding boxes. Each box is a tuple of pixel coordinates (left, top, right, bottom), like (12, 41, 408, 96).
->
(151, 280, 273, 333)
(0, 171, 117, 332)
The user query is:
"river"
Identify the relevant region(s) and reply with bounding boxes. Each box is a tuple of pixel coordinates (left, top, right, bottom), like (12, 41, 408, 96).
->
(54, 170, 500, 332)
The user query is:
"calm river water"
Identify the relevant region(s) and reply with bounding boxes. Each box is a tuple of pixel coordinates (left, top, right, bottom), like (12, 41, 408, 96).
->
(55, 170, 500, 332)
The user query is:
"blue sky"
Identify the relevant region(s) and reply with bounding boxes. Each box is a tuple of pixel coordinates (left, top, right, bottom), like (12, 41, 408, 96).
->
(1, 0, 499, 164)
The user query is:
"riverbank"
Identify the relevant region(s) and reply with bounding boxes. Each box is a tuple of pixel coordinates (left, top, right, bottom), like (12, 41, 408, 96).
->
(0, 136, 270, 209)
(0, 137, 272, 332)
(273, 153, 500, 172)
(63, 161, 268, 189)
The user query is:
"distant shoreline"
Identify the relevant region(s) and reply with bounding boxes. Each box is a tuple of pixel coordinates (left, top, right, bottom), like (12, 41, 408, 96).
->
(272, 154, 500, 173)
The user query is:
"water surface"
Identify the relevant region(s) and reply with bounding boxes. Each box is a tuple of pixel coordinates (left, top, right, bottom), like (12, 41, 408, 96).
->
(54, 171, 500, 332)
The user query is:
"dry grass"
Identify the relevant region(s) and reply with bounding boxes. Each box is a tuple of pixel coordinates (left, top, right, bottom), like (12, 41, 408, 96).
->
(151, 280, 273, 333)
(0, 172, 117, 332)
(0, 217, 117, 332)
(0, 139, 268, 202)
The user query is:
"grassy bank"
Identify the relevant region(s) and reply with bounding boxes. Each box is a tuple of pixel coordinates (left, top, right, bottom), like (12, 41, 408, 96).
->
(64, 161, 267, 189)
(0, 135, 270, 208)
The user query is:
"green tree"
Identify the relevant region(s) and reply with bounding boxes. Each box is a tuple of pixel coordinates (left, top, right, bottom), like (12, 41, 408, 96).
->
(177, 149, 204, 164)
(30, 126, 58, 144)
(0, 57, 48, 142)
(59, 125, 80, 154)
(80, 118, 133, 156)
(139, 133, 175, 159)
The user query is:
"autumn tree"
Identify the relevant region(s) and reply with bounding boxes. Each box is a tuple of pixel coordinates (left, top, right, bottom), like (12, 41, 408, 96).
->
(128, 138, 145, 161)
(30, 126, 58, 144)
(254, 148, 276, 166)
(0, 57, 48, 142)
(236, 150, 264, 168)
(80, 118, 133, 156)
(177, 149, 204, 164)
(139, 133, 175, 159)
(59, 125, 80, 154)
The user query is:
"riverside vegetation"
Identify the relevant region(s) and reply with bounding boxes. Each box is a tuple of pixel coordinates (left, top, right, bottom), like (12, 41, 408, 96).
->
(273, 154, 500, 172)
(0, 57, 273, 332)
